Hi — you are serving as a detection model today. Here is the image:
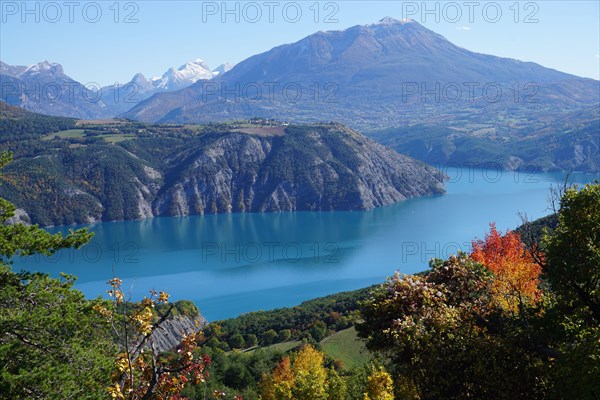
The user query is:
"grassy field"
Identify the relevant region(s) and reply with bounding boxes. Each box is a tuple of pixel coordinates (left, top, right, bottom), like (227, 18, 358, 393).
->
(102, 134, 136, 143)
(242, 340, 302, 354)
(242, 328, 371, 370)
(43, 129, 85, 140)
(266, 340, 302, 353)
(42, 129, 135, 143)
(233, 126, 286, 136)
(320, 327, 372, 370)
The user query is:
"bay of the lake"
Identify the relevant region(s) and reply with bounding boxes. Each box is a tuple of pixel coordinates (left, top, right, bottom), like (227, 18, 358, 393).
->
(15, 168, 598, 320)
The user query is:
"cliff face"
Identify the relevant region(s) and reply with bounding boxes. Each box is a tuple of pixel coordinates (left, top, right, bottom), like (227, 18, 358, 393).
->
(1, 120, 445, 226)
(151, 314, 208, 354)
(152, 124, 445, 215)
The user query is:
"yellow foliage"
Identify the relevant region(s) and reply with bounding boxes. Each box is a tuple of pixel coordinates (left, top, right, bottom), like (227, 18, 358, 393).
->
(364, 366, 394, 400)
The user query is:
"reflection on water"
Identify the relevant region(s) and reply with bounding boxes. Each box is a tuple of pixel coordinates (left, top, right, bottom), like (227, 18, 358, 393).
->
(15, 169, 598, 320)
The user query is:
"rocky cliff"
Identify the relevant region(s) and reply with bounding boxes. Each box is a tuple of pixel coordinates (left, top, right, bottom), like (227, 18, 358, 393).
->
(153, 124, 445, 216)
(0, 109, 445, 226)
(152, 314, 208, 354)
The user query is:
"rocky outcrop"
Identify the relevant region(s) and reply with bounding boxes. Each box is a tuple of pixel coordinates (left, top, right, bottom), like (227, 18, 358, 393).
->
(1, 118, 445, 226)
(3, 208, 31, 226)
(151, 313, 208, 354)
(152, 124, 445, 216)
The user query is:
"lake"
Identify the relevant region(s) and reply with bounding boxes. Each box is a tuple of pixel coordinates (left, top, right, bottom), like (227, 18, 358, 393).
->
(14, 168, 598, 321)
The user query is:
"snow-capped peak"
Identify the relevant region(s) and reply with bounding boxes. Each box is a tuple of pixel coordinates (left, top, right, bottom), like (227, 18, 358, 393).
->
(371, 17, 415, 26)
(212, 63, 235, 76)
(23, 60, 64, 75)
(152, 59, 214, 90)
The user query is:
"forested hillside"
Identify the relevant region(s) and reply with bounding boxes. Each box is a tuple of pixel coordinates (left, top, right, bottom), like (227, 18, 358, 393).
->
(0, 103, 444, 226)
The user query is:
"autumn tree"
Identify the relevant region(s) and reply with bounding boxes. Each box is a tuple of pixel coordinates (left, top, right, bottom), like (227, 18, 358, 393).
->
(471, 223, 542, 314)
(95, 278, 210, 400)
(259, 356, 294, 400)
(259, 345, 345, 400)
(358, 253, 550, 399)
(363, 366, 394, 400)
(291, 345, 328, 400)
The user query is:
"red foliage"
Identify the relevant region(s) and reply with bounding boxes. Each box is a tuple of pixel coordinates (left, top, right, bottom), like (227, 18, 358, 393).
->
(471, 223, 542, 312)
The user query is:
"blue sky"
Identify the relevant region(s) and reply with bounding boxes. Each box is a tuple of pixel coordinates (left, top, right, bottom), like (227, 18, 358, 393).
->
(1, 1, 599, 85)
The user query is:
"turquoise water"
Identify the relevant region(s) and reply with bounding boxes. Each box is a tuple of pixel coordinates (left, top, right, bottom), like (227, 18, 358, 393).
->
(14, 168, 598, 321)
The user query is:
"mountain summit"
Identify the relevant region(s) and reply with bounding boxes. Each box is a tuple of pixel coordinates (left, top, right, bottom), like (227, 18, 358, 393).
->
(0, 57, 231, 118)
(151, 59, 214, 91)
(123, 18, 597, 126)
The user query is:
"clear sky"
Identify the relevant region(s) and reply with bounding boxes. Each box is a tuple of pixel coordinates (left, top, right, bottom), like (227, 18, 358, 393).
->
(1, 1, 599, 86)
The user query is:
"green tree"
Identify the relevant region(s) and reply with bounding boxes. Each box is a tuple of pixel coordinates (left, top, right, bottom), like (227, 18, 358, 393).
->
(245, 333, 258, 348)
(277, 329, 292, 342)
(541, 183, 600, 399)
(229, 333, 246, 349)
(326, 367, 347, 400)
(261, 329, 277, 346)
(543, 182, 600, 321)
(0, 151, 111, 399)
(309, 320, 328, 342)
(0, 267, 116, 399)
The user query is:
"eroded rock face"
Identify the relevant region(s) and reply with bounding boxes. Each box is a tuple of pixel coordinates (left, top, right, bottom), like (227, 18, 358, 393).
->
(3, 122, 445, 226)
(3, 208, 31, 226)
(152, 124, 445, 216)
(151, 314, 208, 354)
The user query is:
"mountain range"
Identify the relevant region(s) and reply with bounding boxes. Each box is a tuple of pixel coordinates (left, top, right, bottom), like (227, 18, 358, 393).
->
(0, 59, 233, 119)
(1, 17, 598, 173)
(123, 17, 599, 128)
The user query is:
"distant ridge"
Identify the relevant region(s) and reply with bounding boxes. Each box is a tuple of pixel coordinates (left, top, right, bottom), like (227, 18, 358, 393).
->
(123, 17, 598, 127)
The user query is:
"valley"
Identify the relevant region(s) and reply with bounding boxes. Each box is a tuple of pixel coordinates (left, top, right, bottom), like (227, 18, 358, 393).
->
(1, 10, 599, 400)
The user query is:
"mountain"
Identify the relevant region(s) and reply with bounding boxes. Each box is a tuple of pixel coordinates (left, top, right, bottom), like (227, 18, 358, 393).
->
(0, 61, 28, 77)
(0, 105, 445, 226)
(0, 61, 114, 119)
(122, 17, 599, 128)
(367, 106, 600, 172)
(212, 63, 235, 76)
(150, 59, 214, 91)
(0, 58, 230, 119)
(100, 59, 224, 116)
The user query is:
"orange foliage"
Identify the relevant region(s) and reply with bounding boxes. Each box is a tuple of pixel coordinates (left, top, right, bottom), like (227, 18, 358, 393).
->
(471, 223, 542, 313)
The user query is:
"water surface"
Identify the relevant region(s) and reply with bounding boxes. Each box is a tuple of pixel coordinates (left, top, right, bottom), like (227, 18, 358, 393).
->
(15, 168, 598, 320)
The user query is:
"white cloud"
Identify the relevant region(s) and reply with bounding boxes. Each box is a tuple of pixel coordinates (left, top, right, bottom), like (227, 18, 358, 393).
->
(456, 26, 471, 31)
